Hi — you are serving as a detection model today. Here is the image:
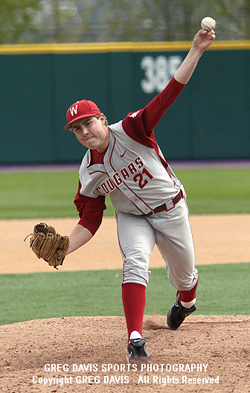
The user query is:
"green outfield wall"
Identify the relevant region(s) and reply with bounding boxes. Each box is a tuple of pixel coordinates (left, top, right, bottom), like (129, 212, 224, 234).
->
(0, 41, 249, 164)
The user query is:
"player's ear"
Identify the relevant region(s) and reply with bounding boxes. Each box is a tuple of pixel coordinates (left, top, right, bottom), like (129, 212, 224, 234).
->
(100, 113, 108, 126)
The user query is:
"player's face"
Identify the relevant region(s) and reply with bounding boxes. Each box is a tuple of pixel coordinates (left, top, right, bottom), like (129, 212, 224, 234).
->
(71, 115, 110, 153)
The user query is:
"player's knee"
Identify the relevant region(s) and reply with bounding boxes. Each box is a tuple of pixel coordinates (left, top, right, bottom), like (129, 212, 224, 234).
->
(123, 263, 150, 286)
(171, 269, 198, 292)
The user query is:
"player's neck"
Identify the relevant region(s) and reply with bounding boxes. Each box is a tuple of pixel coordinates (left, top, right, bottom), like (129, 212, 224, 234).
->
(96, 127, 110, 153)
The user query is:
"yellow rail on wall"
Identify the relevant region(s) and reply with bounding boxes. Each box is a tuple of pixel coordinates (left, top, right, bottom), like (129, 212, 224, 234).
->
(1, 40, 250, 55)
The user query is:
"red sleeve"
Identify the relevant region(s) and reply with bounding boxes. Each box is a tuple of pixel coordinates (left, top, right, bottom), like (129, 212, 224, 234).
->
(122, 77, 185, 143)
(142, 76, 185, 132)
(74, 181, 106, 236)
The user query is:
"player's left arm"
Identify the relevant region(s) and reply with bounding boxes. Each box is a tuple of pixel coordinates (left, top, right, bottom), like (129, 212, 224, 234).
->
(66, 224, 93, 255)
(66, 197, 105, 256)
(66, 181, 106, 255)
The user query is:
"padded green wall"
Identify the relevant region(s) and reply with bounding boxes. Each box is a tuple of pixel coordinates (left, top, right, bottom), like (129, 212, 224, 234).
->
(0, 45, 249, 164)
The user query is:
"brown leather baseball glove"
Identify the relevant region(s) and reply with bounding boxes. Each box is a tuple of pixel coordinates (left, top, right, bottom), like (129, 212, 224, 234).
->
(25, 223, 69, 269)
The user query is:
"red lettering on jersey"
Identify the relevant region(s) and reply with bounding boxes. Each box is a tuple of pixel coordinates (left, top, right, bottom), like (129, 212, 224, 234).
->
(107, 178, 115, 191)
(142, 167, 153, 180)
(133, 168, 154, 189)
(96, 186, 106, 196)
(113, 172, 123, 186)
(121, 168, 130, 180)
(133, 173, 148, 189)
(135, 157, 143, 169)
(101, 182, 109, 194)
(96, 177, 116, 196)
(127, 163, 137, 175)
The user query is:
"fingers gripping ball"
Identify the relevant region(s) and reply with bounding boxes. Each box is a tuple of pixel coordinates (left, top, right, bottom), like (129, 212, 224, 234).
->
(25, 223, 69, 269)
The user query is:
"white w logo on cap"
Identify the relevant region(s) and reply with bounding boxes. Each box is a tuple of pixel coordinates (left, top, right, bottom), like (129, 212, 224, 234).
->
(70, 105, 78, 116)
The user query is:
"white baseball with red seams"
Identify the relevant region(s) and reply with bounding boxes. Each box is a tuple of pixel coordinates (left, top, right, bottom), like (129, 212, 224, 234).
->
(201, 17, 216, 31)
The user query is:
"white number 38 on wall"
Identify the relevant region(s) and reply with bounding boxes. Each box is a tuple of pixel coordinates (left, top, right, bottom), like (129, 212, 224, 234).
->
(140, 55, 182, 94)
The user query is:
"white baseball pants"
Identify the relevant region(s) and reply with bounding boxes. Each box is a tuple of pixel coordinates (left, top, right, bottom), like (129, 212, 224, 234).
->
(116, 198, 198, 291)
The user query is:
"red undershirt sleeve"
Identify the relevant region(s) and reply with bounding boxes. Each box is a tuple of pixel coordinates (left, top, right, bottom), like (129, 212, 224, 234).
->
(74, 181, 106, 236)
(142, 77, 185, 132)
(122, 77, 185, 144)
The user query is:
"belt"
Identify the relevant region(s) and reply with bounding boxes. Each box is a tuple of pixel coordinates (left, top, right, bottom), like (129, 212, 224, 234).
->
(146, 189, 184, 216)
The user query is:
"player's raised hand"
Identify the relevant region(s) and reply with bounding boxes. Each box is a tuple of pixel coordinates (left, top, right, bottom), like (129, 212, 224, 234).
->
(192, 29, 216, 52)
(174, 26, 215, 85)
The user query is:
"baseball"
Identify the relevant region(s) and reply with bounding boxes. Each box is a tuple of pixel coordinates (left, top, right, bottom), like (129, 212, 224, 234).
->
(201, 17, 216, 31)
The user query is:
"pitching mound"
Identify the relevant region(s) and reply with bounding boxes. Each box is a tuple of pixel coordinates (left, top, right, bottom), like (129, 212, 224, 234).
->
(1, 315, 249, 392)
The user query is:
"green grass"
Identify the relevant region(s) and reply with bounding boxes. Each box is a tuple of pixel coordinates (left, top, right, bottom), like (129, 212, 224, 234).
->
(176, 168, 250, 214)
(0, 263, 249, 326)
(0, 171, 115, 219)
(0, 171, 79, 219)
(0, 167, 250, 219)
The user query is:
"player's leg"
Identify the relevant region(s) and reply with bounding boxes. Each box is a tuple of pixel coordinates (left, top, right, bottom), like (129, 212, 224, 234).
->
(147, 198, 198, 329)
(115, 210, 155, 363)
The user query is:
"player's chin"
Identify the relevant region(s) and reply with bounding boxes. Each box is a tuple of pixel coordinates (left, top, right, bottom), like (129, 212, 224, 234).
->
(87, 140, 99, 150)
(80, 137, 95, 148)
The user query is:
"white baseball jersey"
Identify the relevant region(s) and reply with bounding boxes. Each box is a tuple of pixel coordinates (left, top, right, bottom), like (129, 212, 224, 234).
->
(74, 76, 197, 291)
(75, 77, 185, 229)
(79, 119, 181, 215)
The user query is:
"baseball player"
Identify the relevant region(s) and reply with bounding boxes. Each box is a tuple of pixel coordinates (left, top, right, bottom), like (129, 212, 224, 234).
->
(63, 29, 215, 363)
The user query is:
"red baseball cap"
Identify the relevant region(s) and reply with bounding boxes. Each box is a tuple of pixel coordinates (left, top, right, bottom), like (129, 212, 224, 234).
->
(64, 100, 101, 130)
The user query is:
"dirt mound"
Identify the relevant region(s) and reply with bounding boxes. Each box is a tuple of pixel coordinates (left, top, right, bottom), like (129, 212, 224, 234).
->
(1, 315, 249, 392)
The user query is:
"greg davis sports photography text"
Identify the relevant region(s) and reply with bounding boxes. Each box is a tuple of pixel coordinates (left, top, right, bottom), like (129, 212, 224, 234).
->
(32, 363, 220, 387)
